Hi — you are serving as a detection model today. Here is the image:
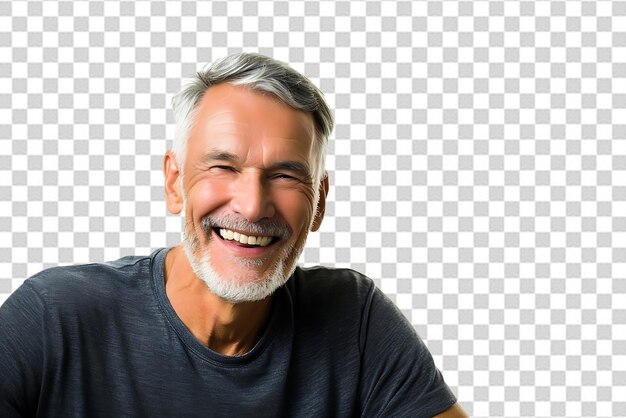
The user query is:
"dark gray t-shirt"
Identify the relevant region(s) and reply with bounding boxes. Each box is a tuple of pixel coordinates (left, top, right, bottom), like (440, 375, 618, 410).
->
(0, 248, 457, 417)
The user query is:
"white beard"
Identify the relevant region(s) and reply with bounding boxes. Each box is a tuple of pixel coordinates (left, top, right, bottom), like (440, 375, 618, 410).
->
(178, 184, 319, 303)
(181, 214, 304, 303)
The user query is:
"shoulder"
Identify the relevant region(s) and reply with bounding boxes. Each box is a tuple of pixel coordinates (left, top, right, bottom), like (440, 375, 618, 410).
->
(283, 266, 377, 335)
(288, 266, 377, 310)
(291, 265, 375, 292)
(289, 265, 409, 322)
(21, 252, 156, 309)
(285, 266, 410, 354)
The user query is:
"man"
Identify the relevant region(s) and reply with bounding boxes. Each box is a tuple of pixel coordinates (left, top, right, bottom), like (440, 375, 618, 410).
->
(0, 53, 467, 417)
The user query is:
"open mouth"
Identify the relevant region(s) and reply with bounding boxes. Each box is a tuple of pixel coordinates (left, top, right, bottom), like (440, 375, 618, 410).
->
(212, 227, 278, 248)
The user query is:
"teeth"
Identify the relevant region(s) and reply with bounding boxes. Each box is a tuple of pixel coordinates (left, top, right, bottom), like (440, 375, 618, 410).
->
(219, 228, 273, 247)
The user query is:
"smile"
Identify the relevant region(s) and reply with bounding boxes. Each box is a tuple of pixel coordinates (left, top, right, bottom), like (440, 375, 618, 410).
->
(216, 228, 275, 247)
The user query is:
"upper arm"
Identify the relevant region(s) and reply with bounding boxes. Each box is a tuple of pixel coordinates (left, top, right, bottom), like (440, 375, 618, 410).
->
(0, 281, 46, 417)
(358, 286, 458, 417)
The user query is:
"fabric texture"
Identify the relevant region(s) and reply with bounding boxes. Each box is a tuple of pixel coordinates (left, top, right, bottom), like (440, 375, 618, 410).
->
(0, 248, 457, 417)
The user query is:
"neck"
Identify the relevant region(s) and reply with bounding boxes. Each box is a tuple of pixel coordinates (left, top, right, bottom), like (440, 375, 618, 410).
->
(164, 245, 273, 356)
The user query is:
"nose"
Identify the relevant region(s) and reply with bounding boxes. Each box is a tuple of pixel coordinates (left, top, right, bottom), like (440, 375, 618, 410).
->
(229, 171, 276, 222)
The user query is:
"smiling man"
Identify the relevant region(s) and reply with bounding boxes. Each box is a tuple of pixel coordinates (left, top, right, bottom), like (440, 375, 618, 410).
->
(0, 53, 467, 417)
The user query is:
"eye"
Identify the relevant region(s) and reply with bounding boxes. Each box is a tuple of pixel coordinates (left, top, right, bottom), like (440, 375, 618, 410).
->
(272, 173, 296, 180)
(211, 165, 236, 172)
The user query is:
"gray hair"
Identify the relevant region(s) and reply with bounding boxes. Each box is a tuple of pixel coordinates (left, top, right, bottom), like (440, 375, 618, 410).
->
(171, 53, 334, 185)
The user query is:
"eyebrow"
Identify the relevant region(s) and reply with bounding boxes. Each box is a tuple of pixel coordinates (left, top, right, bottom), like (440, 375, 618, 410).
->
(199, 150, 313, 180)
(199, 150, 239, 164)
(271, 161, 313, 180)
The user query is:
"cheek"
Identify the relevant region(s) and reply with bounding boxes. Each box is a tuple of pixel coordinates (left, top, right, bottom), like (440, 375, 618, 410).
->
(273, 189, 316, 234)
(185, 179, 232, 223)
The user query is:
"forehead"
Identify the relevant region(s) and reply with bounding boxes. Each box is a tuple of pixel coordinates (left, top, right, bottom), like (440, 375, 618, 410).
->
(187, 83, 315, 161)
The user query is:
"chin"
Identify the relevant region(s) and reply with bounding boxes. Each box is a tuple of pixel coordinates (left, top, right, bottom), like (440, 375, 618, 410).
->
(181, 233, 299, 303)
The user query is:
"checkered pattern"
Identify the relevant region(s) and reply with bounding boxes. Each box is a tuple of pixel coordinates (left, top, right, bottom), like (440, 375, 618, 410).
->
(1, 0, 625, 416)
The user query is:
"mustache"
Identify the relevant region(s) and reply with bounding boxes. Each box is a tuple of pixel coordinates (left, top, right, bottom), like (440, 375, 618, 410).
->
(199, 213, 292, 239)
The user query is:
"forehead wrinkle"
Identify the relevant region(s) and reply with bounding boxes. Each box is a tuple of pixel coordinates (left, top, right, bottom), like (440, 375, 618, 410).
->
(189, 85, 317, 174)
(197, 95, 315, 144)
(199, 110, 249, 133)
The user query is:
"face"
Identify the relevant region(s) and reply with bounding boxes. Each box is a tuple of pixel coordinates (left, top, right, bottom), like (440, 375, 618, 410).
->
(164, 83, 327, 303)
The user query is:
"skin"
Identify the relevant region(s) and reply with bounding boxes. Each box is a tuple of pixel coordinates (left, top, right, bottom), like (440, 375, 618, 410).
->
(433, 403, 470, 418)
(162, 82, 468, 417)
(163, 83, 327, 356)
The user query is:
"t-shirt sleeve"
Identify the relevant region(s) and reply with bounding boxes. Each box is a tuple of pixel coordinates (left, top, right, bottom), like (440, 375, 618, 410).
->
(0, 281, 46, 417)
(358, 285, 457, 418)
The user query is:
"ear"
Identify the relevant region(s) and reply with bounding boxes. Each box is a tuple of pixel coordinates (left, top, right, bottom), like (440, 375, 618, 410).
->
(311, 174, 329, 232)
(163, 151, 184, 215)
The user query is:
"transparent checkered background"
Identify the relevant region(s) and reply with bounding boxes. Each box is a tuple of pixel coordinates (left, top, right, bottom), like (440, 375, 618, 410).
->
(1, 0, 625, 416)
